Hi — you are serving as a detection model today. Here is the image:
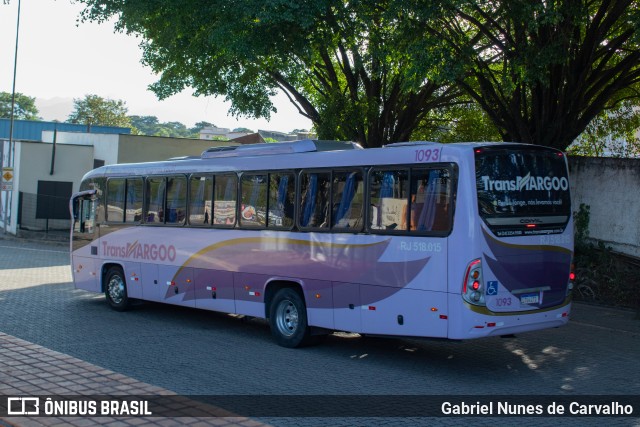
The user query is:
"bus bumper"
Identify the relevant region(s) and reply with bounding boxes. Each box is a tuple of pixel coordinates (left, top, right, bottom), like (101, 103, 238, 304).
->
(447, 294, 572, 339)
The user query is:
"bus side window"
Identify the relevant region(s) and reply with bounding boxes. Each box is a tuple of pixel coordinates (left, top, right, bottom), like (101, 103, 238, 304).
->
(213, 174, 237, 227)
(189, 175, 213, 226)
(73, 198, 83, 233)
(369, 169, 409, 231)
(106, 178, 125, 222)
(299, 172, 331, 229)
(125, 178, 144, 223)
(268, 172, 295, 228)
(166, 176, 187, 225)
(74, 198, 95, 234)
(240, 174, 267, 228)
(409, 168, 451, 232)
(145, 177, 166, 224)
(332, 170, 364, 231)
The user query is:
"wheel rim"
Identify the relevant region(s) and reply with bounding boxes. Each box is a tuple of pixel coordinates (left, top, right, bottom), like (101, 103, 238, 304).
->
(107, 275, 125, 305)
(275, 299, 299, 337)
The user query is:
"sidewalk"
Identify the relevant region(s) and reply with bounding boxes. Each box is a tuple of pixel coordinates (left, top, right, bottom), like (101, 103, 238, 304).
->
(0, 333, 268, 427)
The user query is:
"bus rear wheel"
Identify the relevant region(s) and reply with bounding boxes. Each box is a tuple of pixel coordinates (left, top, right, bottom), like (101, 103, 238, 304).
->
(104, 267, 130, 311)
(269, 288, 313, 348)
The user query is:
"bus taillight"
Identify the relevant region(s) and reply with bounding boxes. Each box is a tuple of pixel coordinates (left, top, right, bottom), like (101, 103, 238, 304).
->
(462, 259, 485, 306)
(567, 261, 576, 296)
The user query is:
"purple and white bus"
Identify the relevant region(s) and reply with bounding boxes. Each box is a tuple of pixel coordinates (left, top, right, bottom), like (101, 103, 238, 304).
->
(70, 140, 574, 347)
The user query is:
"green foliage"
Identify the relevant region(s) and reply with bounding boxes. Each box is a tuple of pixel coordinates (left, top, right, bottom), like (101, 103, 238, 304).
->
(414, 102, 503, 142)
(77, 1, 640, 149)
(0, 91, 40, 120)
(67, 94, 132, 128)
(573, 242, 640, 310)
(573, 203, 591, 250)
(568, 100, 640, 158)
(572, 203, 640, 310)
(130, 115, 207, 138)
(194, 121, 215, 130)
(77, 0, 462, 148)
(421, 0, 640, 151)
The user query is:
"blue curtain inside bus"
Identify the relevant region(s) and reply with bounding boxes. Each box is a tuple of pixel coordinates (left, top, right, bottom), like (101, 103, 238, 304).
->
(415, 170, 438, 231)
(301, 174, 318, 227)
(335, 172, 357, 225)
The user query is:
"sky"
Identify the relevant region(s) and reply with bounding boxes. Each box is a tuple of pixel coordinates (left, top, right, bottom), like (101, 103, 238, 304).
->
(0, 0, 312, 132)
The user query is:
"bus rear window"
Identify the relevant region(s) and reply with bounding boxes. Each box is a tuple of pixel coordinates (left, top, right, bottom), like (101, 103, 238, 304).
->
(475, 146, 571, 237)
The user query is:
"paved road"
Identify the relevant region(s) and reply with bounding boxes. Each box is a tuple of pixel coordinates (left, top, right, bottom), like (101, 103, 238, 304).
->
(0, 237, 639, 426)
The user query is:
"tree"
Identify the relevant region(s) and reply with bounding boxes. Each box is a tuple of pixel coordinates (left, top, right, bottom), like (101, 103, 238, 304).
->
(421, 0, 640, 151)
(130, 115, 197, 138)
(78, 0, 462, 148)
(192, 121, 215, 131)
(67, 94, 132, 128)
(414, 101, 502, 143)
(129, 115, 160, 135)
(0, 91, 40, 120)
(567, 101, 640, 157)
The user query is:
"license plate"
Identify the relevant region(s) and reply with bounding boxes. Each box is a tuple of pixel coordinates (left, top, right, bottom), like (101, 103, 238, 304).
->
(520, 293, 540, 305)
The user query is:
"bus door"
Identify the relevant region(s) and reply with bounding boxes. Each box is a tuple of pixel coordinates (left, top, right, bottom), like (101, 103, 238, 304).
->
(70, 190, 99, 292)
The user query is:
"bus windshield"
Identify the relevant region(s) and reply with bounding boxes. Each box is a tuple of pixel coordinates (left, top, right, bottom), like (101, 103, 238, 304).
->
(475, 146, 571, 237)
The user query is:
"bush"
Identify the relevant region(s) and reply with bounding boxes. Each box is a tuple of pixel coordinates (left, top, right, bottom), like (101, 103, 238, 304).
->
(572, 204, 640, 310)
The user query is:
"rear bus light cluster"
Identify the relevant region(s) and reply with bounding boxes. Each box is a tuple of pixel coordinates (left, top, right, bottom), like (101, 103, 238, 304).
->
(567, 261, 576, 296)
(462, 258, 485, 306)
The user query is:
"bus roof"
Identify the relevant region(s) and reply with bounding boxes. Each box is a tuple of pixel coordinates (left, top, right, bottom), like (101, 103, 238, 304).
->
(81, 140, 547, 180)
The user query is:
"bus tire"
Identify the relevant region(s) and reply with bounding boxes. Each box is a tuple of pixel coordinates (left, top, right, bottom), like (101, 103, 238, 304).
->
(269, 288, 312, 348)
(104, 266, 130, 312)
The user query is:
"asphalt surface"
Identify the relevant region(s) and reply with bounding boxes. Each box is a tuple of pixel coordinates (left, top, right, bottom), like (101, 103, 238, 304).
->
(0, 236, 639, 426)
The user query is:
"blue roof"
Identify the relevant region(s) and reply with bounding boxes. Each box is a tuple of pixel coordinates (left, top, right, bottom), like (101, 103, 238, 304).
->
(0, 118, 131, 141)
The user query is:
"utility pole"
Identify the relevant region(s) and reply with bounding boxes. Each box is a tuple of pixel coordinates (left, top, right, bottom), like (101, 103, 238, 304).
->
(3, 0, 21, 234)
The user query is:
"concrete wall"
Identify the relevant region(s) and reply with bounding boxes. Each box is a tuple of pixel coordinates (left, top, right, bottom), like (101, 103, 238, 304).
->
(42, 132, 238, 165)
(17, 141, 94, 194)
(10, 141, 94, 232)
(117, 134, 237, 164)
(568, 156, 640, 258)
(42, 131, 119, 165)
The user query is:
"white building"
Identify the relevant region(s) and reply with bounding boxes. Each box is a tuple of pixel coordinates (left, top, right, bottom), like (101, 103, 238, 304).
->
(0, 132, 238, 235)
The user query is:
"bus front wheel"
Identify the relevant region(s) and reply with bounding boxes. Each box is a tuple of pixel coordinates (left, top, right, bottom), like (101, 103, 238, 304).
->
(104, 267, 130, 312)
(269, 288, 312, 348)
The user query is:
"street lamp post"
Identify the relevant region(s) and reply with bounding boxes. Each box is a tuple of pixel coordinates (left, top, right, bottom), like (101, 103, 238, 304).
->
(3, 0, 21, 234)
